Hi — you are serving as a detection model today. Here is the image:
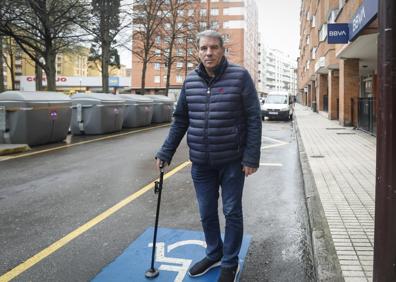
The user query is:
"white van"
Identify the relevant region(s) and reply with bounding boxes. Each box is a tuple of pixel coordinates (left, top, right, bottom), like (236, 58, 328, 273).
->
(260, 91, 294, 121)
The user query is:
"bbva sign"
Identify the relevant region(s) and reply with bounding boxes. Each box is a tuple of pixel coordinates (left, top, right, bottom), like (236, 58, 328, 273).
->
(327, 23, 349, 44)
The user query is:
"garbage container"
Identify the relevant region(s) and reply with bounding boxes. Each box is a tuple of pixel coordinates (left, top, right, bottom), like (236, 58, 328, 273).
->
(71, 93, 125, 135)
(118, 94, 154, 128)
(0, 91, 72, 146)
(144, 95, 174, 123)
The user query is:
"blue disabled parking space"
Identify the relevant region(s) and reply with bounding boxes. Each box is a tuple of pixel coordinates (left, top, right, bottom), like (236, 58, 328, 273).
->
(92, 227, 251, 282)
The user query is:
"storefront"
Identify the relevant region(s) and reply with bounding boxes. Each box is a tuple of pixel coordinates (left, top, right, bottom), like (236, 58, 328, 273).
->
(336, 0, 378, 134)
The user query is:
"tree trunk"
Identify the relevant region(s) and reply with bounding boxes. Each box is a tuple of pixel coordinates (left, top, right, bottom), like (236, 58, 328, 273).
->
(45, 51, 57, 91)
(9, 51, 15, 90)
(35, 62, 43, 91)
(0, 36, 5, 92)
(35, 51, 43, 91)
(165, 50, 173, 97)
(102, 43, 110, 93)
(140, 58, 148, 95)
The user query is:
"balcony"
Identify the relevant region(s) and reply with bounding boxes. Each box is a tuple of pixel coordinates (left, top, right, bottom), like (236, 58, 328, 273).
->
(314, 56, 327, 74)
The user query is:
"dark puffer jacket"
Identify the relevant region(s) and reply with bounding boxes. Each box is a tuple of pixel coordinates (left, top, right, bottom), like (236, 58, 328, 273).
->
(156, 57, 262, 168)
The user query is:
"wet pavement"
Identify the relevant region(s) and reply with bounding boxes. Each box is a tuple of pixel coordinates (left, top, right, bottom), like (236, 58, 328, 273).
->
(0, 120, 314, 281)
(241, 119, 314, 282)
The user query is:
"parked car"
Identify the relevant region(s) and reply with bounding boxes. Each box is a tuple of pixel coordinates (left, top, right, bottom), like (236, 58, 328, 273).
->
(261, 91, 294, 121)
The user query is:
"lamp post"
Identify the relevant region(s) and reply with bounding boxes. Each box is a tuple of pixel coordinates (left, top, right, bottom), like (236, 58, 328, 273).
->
(79, 78, 82, 92)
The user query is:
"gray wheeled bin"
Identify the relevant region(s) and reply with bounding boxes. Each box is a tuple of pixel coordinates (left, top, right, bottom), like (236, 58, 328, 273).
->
(71, 93, 125, 135)
(118, 94, 154, 128)
(144, 95, 174, 123)
(0, 91, 72, 146)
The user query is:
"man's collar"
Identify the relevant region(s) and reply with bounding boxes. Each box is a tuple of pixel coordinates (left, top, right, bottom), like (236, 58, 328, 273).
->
(197, 57, 228, 81)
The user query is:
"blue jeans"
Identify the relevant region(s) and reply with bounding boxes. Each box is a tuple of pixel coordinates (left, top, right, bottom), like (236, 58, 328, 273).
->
(191, 160, 245, 267)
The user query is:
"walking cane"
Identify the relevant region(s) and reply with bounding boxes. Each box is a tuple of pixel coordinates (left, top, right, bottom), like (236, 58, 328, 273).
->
(145, 161, 165, 279)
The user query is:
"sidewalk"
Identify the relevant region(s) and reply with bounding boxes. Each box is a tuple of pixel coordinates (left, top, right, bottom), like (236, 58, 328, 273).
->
(294, 104, 375, 282)
(0, 144, 30, 156)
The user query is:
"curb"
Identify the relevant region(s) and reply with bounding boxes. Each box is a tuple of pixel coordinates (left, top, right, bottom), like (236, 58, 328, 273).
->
(294, 114, 344, 282)
(0, 144, 31, 156)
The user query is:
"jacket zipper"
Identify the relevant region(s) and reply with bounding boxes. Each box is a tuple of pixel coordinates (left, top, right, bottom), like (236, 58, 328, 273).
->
(205, 87, 211, 161)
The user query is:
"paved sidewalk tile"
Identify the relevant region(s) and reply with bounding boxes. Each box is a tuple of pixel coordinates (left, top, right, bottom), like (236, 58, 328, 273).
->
(295, 104, 376, 281)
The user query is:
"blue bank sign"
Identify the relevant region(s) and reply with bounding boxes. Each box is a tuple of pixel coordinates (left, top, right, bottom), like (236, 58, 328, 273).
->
(328, 23, 349, 44)
(349, 0, 378, 41)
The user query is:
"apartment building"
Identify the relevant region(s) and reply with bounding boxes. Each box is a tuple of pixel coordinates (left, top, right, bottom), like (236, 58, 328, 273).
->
(259, 47, 297, 96)
(131, 0, 259, 94)
(2, 44, 130, 92)
(298, 0, 378, 134)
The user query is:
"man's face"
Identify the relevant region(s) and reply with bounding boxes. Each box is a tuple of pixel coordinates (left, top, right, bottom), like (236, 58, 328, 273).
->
(198, 36, 225, 72)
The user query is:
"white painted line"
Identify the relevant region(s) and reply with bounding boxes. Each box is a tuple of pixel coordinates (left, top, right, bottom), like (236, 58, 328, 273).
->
(260, 163, 283, 167)
(261, 136, 287, 149)
(261, 143, 287, 149)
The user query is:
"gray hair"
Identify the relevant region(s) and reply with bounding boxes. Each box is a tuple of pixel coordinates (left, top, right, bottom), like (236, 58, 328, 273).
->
(196, 30, 224, 48)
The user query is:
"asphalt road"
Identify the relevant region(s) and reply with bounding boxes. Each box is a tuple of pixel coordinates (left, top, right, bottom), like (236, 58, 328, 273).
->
(0, 119, 314, 282)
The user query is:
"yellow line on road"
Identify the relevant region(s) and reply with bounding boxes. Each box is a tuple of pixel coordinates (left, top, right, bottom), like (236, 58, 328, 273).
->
(0, 160, 191, 282)
(0, 124, 170, 162)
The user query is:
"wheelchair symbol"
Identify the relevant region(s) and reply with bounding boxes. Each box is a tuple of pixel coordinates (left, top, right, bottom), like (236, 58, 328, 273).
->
(148, 240, 207, 282)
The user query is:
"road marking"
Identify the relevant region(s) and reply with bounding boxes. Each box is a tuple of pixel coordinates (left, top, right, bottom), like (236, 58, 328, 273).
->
(261, 136, 288, 149)
(260, 163, 283, 167)
(0, 124, 170, 162)
(0, 161, 191, 282)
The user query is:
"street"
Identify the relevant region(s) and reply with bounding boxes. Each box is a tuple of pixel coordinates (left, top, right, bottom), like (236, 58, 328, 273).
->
(0, 119, 314, 282)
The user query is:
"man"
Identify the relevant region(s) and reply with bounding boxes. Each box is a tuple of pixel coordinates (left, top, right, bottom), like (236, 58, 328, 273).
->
(155, 30, 262, 282)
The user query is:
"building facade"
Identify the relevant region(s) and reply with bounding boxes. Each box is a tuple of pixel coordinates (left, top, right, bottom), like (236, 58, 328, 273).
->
(131, 0, 259, 94)
(2, 43, 130, 93)
(298, 0, 378, 134)
(258, 47, 297, 96)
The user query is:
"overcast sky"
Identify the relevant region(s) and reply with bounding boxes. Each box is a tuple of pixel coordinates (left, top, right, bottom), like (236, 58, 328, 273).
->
(257, 1, 301, 60)
(120, 0, 301, 68)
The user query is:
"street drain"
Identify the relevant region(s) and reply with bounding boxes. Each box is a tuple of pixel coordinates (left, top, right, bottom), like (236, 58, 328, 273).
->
(310, 155, 325, 158)
(336, 132, 356, 135)
(326, 127, 346, 130)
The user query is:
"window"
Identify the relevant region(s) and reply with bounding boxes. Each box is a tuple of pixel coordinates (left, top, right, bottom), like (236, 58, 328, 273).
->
(200, 9, 206, 16)
(154, 76, 160, 83)
(311, 47, 317, 60)
(223, 20, 245, 29)
(319, 23, 328, 41)
(176, 49, 183, 56)
(211, 21, 219, 29)
(311, 15, 316, 27)
(188, 48, 193, 55)
(176, 75, 183, 83)
(155, 36, 161, 44)
(176, 62, 183, 68)
(223, 34, 230, 42)
(155, 49, 161, 55)
(188, 9, 194, 16)
(154, 63, 161, 70)
(187, 62, 194, 68)
(223, 7, 244, 16)
(200, 22, 207, 30)
(211, 9, 219, 16)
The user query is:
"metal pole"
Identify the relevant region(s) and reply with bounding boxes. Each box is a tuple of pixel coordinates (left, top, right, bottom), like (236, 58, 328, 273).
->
(373, 0, 396, 280)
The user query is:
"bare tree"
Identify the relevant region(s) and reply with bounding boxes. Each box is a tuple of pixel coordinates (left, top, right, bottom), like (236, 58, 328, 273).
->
(87, 0, 132, 93)
(159, 0, 192, 96)
(132, 0, 165, 95)
(0, 0, 90, 91)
